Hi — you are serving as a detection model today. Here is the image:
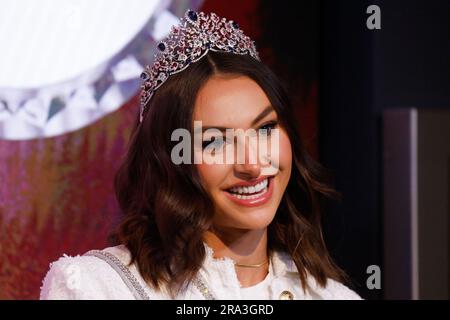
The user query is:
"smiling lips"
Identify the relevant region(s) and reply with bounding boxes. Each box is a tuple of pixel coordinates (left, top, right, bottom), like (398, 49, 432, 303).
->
(224, 176, 274, 207)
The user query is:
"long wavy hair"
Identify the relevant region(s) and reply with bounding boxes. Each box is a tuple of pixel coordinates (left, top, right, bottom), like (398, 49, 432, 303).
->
(112, 51, 346, 296)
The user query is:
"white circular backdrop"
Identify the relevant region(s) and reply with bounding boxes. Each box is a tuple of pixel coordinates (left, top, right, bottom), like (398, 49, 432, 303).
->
(0, 0, 203, 140)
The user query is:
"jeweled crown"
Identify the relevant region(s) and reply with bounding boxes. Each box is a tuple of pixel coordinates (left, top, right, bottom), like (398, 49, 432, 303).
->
(139, 9, 260, 122)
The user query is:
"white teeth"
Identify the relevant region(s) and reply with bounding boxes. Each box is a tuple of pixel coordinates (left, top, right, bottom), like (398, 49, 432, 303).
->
(228, 178, 269, 194)
(227, 178, 270, 198)
(230, 186, 268, 200)
(255, 179, 268, 192)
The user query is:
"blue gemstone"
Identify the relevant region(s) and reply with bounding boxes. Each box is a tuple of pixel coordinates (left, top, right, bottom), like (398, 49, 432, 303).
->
(205, 42, 211, 49)
(232, 21, 239, 29)
(157, 42, 166, 51)
(187, 10, 198, 22)
(140, 72, 149, 80)
(186, 57, 192, 64)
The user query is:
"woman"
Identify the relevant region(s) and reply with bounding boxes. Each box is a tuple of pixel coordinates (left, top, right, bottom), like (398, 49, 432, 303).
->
(40, 10, 360, 300)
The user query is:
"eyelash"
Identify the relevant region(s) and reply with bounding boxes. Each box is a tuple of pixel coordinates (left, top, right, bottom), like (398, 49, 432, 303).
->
(201, 120, 279, 150)
(258, 120, 278, 135)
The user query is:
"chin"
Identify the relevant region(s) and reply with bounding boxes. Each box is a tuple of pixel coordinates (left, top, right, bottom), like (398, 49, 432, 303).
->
(214, 204, 278, 231)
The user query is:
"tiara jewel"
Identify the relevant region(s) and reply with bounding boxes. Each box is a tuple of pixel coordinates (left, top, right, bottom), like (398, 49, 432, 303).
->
(139, 10, 260, 123)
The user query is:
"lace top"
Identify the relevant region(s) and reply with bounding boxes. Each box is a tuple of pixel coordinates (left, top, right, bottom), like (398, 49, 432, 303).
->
(40, 244, 362, 300)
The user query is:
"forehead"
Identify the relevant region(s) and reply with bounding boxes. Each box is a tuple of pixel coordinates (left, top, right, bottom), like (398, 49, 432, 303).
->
(193, 75, 272, 126)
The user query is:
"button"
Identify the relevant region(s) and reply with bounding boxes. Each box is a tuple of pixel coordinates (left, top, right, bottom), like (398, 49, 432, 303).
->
(279, 290, 294, 300)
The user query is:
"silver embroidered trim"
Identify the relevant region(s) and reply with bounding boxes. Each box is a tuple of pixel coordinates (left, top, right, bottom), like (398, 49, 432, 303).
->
(193, 276, 216, 300)
(84, 250, 150, 300)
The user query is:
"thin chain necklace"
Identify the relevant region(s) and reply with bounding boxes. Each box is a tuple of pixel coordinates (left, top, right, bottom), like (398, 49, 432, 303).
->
(194, 259, 271, 300)
(235, 260, 269, 268)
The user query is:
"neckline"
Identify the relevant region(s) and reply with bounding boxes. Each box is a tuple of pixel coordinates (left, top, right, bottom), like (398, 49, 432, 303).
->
(239, 268, 272, 290)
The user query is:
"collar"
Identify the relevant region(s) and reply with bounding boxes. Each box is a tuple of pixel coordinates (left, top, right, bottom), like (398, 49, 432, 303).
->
(202, 242, 299, 279)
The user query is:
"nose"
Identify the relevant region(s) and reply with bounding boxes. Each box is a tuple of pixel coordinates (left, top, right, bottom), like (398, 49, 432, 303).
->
(233, 136, 261, 180)
(234, 162, 261, 180)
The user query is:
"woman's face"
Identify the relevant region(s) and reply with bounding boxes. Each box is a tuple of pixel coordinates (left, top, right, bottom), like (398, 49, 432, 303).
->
(193, 74, 292, 231)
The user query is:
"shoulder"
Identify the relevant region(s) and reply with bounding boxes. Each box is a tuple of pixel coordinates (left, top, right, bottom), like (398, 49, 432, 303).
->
(314, 278, 362, 300)
(40, 245, 135, 300)
(271, 251, 362, 300)
(303, 267, 362, 300)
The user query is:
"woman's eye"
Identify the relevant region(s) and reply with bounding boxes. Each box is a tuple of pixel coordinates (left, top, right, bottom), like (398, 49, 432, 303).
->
(258, 121, 278, 136)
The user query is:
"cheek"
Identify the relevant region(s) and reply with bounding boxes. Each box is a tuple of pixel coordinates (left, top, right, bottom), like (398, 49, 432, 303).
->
(266, 129, 292, 174)
(278, 130, 292, 171)
(196, 163, 229, 191)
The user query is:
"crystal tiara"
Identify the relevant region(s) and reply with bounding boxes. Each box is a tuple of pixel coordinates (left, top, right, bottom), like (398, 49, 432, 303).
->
(139, 9, 261, 123)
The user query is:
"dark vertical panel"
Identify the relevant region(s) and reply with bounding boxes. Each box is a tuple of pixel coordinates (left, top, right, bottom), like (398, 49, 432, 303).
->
(417, 110, 450, 299)
(383, 109, 416, 299)
(320, 0, 450, 300)
(319, 0, 382, 300)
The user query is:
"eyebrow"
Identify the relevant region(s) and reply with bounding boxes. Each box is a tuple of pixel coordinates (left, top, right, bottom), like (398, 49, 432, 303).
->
(197, 105, 275, 133)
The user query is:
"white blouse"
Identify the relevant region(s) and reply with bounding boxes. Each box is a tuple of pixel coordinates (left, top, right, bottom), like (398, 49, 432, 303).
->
(40, 244, 362, 300)
(240, 270, 272, 300)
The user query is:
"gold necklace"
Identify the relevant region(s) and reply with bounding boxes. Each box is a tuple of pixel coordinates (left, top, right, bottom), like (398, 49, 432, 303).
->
(235, 260, 268, 268)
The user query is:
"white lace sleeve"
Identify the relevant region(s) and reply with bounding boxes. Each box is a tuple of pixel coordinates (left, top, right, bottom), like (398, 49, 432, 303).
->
(40, 254, 135, 300)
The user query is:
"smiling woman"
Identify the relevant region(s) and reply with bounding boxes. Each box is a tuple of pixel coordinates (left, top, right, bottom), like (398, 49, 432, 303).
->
(39, 10, 361, 300)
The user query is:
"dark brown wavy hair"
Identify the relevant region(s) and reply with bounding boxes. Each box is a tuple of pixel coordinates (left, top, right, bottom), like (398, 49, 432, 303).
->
(112, 51, 346, 296)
